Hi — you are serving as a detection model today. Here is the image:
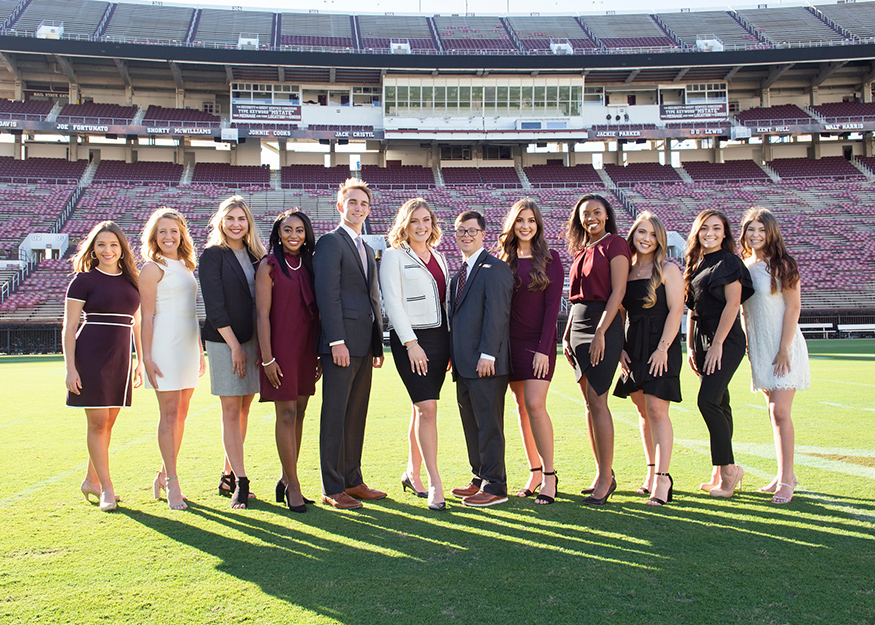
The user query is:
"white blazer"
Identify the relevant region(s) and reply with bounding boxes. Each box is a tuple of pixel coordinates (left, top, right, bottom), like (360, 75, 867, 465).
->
(380, 244, 449, 344)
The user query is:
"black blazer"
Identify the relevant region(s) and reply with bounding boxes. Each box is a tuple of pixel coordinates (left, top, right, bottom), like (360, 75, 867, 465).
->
(313, 227, 383, 357)
(199, 245, 258, 344)
(449, 249, 513, 379)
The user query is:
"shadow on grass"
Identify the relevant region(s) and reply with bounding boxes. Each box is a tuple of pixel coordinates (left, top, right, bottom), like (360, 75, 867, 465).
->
(123, 487, 875, 624)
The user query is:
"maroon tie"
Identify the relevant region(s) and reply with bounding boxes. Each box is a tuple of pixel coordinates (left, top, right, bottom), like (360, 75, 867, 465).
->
(454, 264, 467, 311)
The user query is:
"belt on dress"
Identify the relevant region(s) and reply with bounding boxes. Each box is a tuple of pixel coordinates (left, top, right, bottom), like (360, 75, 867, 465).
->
(82, 312, 135, 327)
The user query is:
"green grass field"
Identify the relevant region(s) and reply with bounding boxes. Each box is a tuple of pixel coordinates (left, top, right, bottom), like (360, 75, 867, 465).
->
(2, 340, 874, 624)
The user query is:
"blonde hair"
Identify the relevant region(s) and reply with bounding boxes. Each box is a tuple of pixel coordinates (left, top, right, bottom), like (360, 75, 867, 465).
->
(337, 178, 373, 205)
(206, 195, 266, 259)
(626, 211, 668, 309)
(140, 207, 196, 271)
(387, 198, 442, 249)
(71, 221, 139, 288)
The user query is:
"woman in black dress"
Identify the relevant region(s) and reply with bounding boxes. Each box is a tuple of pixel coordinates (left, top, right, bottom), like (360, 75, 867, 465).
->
(63, 221, 143, 512)
(562, 194, 630, 505)
(613, 212, 684, 506)
(380, 198, 450, 511)
(684, 209, 753, 498)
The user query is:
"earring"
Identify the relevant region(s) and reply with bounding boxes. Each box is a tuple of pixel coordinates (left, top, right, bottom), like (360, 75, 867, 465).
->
(90, 251, 97, 259)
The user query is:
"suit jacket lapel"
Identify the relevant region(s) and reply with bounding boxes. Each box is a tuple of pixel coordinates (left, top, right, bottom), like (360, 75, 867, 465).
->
(337, 227, 367, 282)
(455, 250, 486, 311)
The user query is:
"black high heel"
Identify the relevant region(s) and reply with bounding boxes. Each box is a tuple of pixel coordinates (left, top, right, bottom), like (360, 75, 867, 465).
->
(637, 464, 656, 495)
(284, 485, 307, 514)
(515, 466, 543, 497)
(219, 472, 235, 497)
(276, 479, 314, 504)
(581, 469, 613, 495)
(401, 471, 427, 498)
(534, 470, 558, 505)
(647, 472, 673, 506)
(583, 473, 617, 506)
(231, 476, 250, 509)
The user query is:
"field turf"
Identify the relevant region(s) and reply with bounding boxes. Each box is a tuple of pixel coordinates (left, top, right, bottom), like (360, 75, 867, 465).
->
(1, 340, 873, 624)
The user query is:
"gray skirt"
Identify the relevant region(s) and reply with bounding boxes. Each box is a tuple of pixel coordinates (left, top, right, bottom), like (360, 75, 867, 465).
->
(205, 336, 260, 397)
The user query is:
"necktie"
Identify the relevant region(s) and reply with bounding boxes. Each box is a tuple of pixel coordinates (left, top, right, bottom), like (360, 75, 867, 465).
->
(355, 236, 368, 279)
(454, 264, 467, 311)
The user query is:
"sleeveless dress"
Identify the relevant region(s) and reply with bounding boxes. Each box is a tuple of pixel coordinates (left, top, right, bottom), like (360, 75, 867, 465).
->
(742, 260, 810, 392)
(65, 269, 140, 408)
(613, 280, 682, 402)
(258, 253, 320, 401)
(145, 259, 201, 392)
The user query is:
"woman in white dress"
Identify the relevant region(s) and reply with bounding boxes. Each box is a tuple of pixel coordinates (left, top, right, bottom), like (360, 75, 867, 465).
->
(140, 208, 205, 510)
(740, 207, 810, 504)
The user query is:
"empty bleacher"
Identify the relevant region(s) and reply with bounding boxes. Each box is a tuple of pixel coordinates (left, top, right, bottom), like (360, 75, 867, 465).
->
(682, 160, 770, 183)
(816, 2, 875, 41)
(811, 101, 875, 123)
(193, 8, 273, 48)
(56, 102, 138, 125)
(478, 167, 522, 188)
(191, 163, 271, 186)
(102, 3, 193, 43)
(281, 13, 354, 49)
(442, 167, 484, 185)
(13, 0, 108, 38)
(738, 6, 844, 45)
(768, 156, 864, 180)
(524, 163, 603, 187)
(735, 104, 815, 126)
(358, 15, 437, 51)
(604, 163, 683, 186)
(433, 16, 516, 52)
(143, 105, 221, 127)
(0, 183, 77, 253)
(281, 165, 350, 189)
(656, 10, 763, 48)
(0, 98, 53, 121)
(0, 0, 19, 23)
(580, 14, 676, 49)
(360, 164, 435, 188)
(93, 160, 183, 184)
(0, 157, 86, 184)
(505, 16, 597, 53)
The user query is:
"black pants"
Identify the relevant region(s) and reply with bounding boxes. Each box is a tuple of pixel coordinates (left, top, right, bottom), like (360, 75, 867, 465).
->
(694, 325, 746, 466)
(319, 355, 373, 495)
(456, 374, 509, 496)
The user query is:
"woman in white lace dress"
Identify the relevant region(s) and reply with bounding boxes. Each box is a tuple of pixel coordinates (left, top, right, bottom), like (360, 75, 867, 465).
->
(740, 208, 810, 504)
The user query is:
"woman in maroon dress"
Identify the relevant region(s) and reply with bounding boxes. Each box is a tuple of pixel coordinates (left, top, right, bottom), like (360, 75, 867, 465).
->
(255, 209, 320, 513)
(63, 221, 144, 512)
(497, 199, 564, 505)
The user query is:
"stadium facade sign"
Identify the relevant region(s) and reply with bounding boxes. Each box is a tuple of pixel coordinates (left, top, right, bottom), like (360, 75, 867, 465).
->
(231, 103, 302, 122)
(660, 103, 728, 120)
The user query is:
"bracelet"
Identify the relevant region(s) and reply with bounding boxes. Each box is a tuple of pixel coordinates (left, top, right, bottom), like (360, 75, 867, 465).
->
(657, 347, 666, 353)
(261, 358, 276, 367)
(405, 341, 419, 351)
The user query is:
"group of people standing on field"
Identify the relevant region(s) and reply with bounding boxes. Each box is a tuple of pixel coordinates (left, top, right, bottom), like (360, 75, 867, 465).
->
(63, 178, 809, 515)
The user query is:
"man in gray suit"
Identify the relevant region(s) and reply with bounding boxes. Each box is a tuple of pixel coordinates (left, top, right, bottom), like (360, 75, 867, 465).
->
(448, 210, 514, 507)
(313, 178, 386, 510)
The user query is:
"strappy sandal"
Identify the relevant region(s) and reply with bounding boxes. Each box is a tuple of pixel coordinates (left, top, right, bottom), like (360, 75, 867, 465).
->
(534, 471, 558, 505)
(218, 472, 235, 496)
(771, 481, 796, 504)
(514, 466, 542, 497)
(637, 464, 655, 495)
(646, 473, 673, 506)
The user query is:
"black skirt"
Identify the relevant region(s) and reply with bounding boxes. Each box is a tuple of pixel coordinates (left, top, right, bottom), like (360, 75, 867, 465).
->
(389, 314, 450, 404)
(568, 301, 624, 396)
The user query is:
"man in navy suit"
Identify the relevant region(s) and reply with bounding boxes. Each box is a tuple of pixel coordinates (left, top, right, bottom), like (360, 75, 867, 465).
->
(313, 178, 386, 510)
(448, 210, 514, 507)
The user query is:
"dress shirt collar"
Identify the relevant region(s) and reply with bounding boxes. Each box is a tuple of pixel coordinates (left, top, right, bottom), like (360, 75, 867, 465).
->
(462, 246, 485, 274)
(339, 222, 362, 241)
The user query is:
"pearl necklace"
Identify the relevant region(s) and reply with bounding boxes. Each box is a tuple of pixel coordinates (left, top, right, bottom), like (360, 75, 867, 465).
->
(284, 255, 302, 272)
(585, 232, 609, 249)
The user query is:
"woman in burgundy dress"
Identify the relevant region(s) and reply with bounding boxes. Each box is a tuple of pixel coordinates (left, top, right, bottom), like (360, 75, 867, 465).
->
(255, 209, 320, 513)
(63, 221, 144, 512)
(497, 199, 564, 505)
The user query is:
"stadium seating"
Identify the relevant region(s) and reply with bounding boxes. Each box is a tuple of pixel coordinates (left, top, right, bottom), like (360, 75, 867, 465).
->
(811, 101, 875, 123)
(738, 6, 846, 45)
(281, 13, 354, 49)
(478, 167, 522, 188)
(192, 8, 273, 48)
(360, 164, 435, 188)
(281, 165, 350, 189)
(656, 10, 760, 48)
(441, 167, 483, 185)
(102, 3, 193, 43)
(142, 106, 221, 127)
(581, 14, 678, 49)
(93, 160, 183, 184)
(734, 104, 815, 126)
(357, 15, 437, 52)
(682, 160, 770, 182)
(191, 163, 271, 186)
(0, 184, 77, 253)
(13, 0, 108, 38)
(0, 99, 54, 121)
(56, 103, 138, 125)
(0, 157, 87, 184)
(603, 163, 683, 186)
(433, 16, 516, 52)
(815, 2, 875, 41)
(768, 156, 864, 180)
(505, 16, 598, 53)
(524, 163, 603, 187)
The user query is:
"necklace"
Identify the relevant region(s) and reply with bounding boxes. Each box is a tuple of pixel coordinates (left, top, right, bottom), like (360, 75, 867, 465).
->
(284, 255, 302, 272)
(631, 261, 653, 279)
(585, 232, 609, 249)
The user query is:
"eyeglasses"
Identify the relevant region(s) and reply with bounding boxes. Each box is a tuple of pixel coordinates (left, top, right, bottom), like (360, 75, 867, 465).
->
(454, 227, 483, 237)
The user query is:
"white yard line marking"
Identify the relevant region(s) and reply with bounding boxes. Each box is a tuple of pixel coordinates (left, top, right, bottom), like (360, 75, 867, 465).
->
(0, 419, 25, 427)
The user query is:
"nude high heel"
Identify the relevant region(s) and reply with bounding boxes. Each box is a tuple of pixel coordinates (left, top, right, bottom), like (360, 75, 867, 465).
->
(710, 465, 744, 498)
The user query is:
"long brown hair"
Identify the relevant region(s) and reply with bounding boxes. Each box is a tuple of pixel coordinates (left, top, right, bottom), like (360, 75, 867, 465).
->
(71, 221, 139, 288)
(387, 198, 442, 249)
(683, 209, 735, 300)
(565, 193, 618, 255)
(497, 198, 552, 291)
(739, 207, 799, 293)
(626, 211, 668, 309)
(141, 207, 196, 271)
(206, 195, 267, 259)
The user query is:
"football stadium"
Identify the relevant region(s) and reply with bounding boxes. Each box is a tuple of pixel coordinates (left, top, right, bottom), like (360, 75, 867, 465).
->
(1, 1, 874, 623)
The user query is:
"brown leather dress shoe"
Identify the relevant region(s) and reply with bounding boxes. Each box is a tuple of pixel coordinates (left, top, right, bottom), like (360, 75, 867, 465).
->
(462, 491, 508, 507)
(344, 484, 387, 500)
(450, 482, 480, 498)
(321, 492, 363, 509)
